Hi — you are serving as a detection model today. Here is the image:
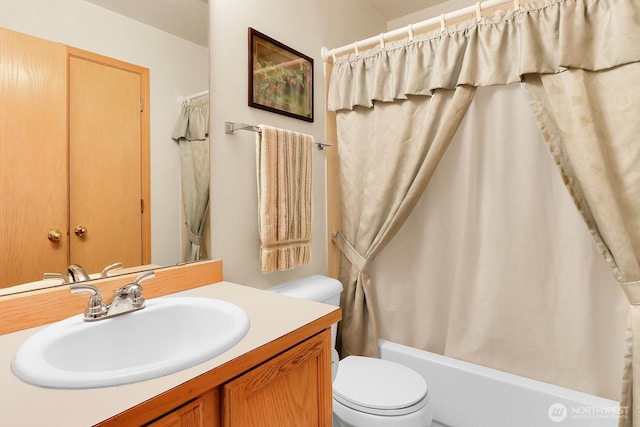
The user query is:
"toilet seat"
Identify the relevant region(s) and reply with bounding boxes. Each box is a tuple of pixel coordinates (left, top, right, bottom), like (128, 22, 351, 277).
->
(333, 356, 429, 416)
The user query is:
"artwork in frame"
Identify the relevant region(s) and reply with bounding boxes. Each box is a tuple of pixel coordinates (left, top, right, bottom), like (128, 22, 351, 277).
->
(248, 28, 314, 122)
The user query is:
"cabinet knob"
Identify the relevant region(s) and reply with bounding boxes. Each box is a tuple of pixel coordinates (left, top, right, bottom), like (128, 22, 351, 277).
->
(48, 229, 63, 242)
(74, 225, 88, 237)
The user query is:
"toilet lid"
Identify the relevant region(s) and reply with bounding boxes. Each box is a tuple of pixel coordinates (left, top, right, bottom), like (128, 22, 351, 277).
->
(333, 356, 428, 416)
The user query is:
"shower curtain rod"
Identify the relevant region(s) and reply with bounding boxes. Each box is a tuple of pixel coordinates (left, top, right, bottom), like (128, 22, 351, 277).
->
(177, 90, 209, 104)
(321, 0, 523, 61)
(224, 121, 332, 150)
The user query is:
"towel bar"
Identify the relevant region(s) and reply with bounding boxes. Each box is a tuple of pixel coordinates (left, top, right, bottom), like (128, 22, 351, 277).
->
(224, 121, 332, 150)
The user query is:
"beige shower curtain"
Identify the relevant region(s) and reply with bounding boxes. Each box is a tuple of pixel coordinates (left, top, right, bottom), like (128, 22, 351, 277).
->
(333, 87, 475, 357)
(372, 82, 627, 401)
(327, 0, 640, 421)
(525, 64, 640, 424)
(172, 96, 210, 262)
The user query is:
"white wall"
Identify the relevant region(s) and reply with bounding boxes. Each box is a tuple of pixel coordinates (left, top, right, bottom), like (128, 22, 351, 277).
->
(209, 0, 387, 288)
(0, 0, 209, 267)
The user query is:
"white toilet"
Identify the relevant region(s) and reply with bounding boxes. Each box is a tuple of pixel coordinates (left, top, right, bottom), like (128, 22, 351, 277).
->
(270, 275, 433, 427)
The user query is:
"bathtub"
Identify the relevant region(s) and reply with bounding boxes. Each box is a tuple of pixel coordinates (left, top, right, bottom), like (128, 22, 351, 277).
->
(378, 339, 622, 427)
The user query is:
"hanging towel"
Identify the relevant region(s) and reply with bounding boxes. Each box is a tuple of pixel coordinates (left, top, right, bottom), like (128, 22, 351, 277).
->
(257, 125, 313, 273)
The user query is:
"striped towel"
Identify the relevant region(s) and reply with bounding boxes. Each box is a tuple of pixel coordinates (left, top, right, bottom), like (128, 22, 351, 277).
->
(257, 125, 312, 273)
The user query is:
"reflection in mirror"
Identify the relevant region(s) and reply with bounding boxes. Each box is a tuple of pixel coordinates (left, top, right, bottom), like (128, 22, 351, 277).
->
(173, 92, 211, 263)
(0, 0, 209, 295)
(0, 263, 161, 298)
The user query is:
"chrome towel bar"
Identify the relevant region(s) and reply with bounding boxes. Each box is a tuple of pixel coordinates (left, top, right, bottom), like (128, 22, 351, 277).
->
(224, 121, 332, 150)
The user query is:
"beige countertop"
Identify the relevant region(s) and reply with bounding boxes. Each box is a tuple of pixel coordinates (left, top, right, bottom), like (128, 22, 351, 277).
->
(0, 281, 338, 427)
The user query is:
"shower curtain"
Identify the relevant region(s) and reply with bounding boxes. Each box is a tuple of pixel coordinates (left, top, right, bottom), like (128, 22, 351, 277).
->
(371, 82, 627, 400)
(172, 95, 210, 262)
(525, 63, 640, 420)
(327, 0, 640, 422)
(332, 87, 475, 357)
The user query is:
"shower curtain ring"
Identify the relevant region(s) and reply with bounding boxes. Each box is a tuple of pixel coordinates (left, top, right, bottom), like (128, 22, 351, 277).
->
(440, 14, 447, 33)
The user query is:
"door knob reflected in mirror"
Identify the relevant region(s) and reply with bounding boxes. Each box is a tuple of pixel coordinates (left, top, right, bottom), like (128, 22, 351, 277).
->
(48, 229, 63, 242)
(74, 225, 88, 237)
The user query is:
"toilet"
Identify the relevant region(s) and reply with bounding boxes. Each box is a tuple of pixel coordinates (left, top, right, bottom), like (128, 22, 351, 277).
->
(270, 275, 433, 427)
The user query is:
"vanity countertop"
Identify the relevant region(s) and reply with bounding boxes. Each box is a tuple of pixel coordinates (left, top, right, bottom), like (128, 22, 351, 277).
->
(0, 281, 339, 427)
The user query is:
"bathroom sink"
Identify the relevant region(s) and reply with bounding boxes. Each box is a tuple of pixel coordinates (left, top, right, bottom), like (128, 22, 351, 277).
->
(12, 296, 250, 389)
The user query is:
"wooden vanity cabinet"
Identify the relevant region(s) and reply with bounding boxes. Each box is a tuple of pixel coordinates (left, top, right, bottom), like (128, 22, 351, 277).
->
(100, 329, 332, 427)
(222, 328, 332, 426)
(146, 390, 219, 427)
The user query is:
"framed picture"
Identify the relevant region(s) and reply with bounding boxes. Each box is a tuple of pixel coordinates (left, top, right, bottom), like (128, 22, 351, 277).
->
(248, 28, 314, 122)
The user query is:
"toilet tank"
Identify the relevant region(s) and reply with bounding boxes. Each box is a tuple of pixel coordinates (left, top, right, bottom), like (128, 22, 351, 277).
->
(269, 275, 343, 307)
(270, 275, 344, 378)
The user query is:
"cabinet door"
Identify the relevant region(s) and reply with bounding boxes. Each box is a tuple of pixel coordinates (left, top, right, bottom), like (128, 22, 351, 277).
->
(222, 331, 333, 427)
(0, 28, 68, 288)
(146, 390, 219, 427)
(68, 51, 149, 273)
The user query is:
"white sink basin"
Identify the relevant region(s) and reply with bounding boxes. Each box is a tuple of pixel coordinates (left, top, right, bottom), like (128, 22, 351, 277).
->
(12, 296, 250, 389)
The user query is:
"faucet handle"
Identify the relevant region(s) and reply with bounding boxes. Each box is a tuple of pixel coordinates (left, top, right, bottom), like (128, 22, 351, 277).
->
(133, 270, 155, 285)
(115, 283, 145, 309)
(115, 271, 154, 309)
(101, 262, 124, 278)
(130, 271, 156, 307)
(42, 272, 70, 284)
(70, 284, 107, 320)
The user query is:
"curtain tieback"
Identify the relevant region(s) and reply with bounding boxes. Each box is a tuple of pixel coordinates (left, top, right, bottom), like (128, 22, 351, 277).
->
(620, 280, 640, 305)
(187, 227, 202, 246)
(332, 231, 368, 273)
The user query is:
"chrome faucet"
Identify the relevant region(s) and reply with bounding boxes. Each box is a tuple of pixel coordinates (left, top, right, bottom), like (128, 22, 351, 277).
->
(70, 270, 155, 321)
(68, 264, 91, 282)
(106, 271, 151, 317)
(43, 264, 91, 284)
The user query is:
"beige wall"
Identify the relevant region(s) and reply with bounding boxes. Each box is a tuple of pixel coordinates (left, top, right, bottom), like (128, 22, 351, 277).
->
(0, 0, 209, 267)
(209, 0, 386, 288)
(389, 0, 481, 29)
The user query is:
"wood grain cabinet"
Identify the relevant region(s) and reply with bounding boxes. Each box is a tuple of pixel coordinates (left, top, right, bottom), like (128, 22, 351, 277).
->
(100, 330, 332, 427)
(146, 390, 219, 427)
(0, 27, 150, 289)
(222, 330, 332, 427)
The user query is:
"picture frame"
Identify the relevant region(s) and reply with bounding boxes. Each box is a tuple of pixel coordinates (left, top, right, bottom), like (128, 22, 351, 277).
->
(248, 28, 314, 122)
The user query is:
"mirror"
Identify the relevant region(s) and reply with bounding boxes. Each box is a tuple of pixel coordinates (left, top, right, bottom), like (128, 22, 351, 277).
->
(0, 0, 209, 295)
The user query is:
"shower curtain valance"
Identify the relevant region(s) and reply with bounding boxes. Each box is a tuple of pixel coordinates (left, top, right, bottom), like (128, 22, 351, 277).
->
(328, 0, 640, 112)
(172, 96, 209, 141)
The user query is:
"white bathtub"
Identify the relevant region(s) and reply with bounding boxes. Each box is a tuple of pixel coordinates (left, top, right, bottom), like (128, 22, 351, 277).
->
(378, 339, 622, 427)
